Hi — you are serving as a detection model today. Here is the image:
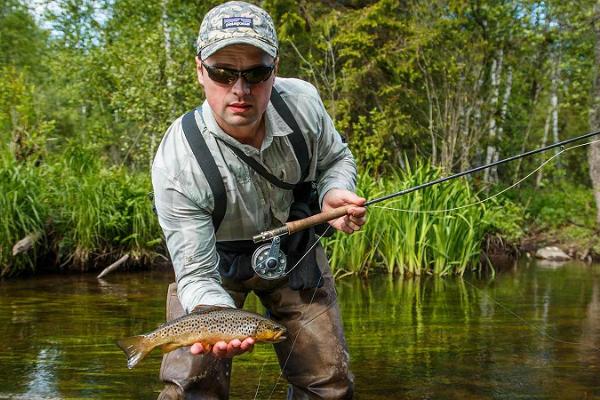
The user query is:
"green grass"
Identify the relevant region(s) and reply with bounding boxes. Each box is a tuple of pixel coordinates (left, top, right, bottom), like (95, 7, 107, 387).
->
(0, 152, 47, 276)
(1, 146, 525, 278)
(1, 144, 163, 275)
(323, 161, 515, 277)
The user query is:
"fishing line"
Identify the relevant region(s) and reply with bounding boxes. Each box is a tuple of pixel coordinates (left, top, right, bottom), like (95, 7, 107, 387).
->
(281, 225, 333, 277)
(263, 227, 336, 399)
(367, 137, 600, 351)
(370, 138, 600, 215)
(259, 136, 600, 394)
(252, 356, 270, 400)
(266, 271, 325, 400)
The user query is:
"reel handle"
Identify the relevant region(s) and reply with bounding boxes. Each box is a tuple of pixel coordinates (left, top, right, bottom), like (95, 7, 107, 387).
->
(253, 205, 351, 243)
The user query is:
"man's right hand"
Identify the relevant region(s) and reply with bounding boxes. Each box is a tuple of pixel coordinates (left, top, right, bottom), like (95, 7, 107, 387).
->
(190, 337, 255, 358)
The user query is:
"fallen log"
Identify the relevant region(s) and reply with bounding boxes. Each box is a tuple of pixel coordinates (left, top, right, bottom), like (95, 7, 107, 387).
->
(12, 231, 42, 256)
(97, 254, 129, 279)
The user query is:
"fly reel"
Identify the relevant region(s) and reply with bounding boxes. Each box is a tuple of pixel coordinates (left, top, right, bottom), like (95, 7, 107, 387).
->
(251, 236, 287, 280)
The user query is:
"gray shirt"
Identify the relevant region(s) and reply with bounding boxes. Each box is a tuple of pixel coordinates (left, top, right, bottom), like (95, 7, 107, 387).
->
(152, 77, 357, 312)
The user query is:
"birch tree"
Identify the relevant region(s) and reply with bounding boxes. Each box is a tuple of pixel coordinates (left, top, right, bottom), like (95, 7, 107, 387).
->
(588, 0, 600, 225)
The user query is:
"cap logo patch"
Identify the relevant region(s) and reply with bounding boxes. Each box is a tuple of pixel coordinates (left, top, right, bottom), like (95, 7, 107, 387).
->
(222, 17, 253, 29)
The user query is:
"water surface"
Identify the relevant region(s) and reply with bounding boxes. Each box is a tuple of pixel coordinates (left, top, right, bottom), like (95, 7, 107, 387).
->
(1, 260, 599, 399)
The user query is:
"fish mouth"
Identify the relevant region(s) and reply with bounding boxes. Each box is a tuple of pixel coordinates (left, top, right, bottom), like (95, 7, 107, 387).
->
(274, 331, 287, 341)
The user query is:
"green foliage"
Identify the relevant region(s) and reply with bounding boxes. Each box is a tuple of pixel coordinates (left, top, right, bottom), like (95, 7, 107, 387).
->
(47, 142, 162, 267)
(1, 0, 598, 275)
(0, 152, 47, 276)
(480, 197, 525, 243)
(0, 0, 48, 70)
(323, 161, 511, 277)
(0, 143, 163, 275)
(517, 180, 596, 229)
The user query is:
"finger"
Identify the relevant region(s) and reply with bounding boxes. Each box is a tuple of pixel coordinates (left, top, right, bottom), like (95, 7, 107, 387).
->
(190, 343, 204, 355)
(212, 341, 229, 357)
(348, 206, 367, 218)
(345, 219, 361, 232)
(240, 338, 255, 351)
(332, 216, 350, 233)
(227, 339, 242, 355)
(349, 215, 366, 227)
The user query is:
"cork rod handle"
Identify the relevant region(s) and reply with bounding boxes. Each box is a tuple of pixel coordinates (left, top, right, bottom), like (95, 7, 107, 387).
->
(285, 205, 351, 235)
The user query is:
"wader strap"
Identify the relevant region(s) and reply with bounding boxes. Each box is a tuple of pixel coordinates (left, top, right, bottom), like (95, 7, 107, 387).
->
(270, 88, 310, 183)
(181, 110, 226, 232)
(216, 88, 310, 190)
(217, 140, 297, 190)
(180, 88, 310, 231)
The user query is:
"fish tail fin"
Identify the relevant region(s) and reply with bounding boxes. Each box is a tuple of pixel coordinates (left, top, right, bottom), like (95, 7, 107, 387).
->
(117, 335, 153, 369)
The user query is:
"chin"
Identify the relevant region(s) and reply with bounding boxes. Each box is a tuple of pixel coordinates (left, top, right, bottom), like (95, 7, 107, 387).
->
(225, 115, 258, 127)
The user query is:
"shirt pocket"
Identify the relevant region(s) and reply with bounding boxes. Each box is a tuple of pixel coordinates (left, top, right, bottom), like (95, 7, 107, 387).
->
(226, 162, 252, 186)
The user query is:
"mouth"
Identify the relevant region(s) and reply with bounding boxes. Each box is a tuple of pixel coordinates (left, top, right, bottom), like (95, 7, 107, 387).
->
(274, 330, 287, 341)
(228, 103, 252, 113)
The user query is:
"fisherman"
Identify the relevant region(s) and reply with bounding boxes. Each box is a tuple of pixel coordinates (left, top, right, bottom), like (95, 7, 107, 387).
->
(151, 1, 366, 398)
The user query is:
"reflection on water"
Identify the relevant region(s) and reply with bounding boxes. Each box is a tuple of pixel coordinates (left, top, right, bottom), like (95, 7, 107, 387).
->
(0, 260, 599, 399)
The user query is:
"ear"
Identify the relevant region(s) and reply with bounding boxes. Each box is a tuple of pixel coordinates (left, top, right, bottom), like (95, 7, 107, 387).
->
(195, 56, 205, 86)
(274, 57, 280, 76)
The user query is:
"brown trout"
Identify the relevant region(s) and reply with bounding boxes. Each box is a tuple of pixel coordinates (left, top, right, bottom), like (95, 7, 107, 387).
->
(117, 305, 287, 369)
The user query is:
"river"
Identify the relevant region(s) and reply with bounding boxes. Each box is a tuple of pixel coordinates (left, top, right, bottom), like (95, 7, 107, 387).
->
(1, 259, 599, 399)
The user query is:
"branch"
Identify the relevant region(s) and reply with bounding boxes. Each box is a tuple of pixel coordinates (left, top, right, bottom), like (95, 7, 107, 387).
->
(97, 254, 129, 279)
(12, 231, 42, 256)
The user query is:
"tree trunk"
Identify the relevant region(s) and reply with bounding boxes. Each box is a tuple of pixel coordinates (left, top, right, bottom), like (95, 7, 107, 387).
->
(489, 65, 512, 181)
(588, 0, 600, 226)
(550, 55, 560, 165)
(536, 108, 552, 187)
(484, 49, 503, 185)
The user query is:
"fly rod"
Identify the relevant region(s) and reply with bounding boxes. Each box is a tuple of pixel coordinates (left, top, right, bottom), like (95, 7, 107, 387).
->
(252, 128, 600, 243)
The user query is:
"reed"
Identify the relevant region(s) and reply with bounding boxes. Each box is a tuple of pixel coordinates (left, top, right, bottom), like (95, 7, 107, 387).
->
(0, 153, 47, 276)
(47, 144, 162, 268)
(323, 161, 498, 276)
(0, 143, 163, 275)
(1, 145, 514, 277)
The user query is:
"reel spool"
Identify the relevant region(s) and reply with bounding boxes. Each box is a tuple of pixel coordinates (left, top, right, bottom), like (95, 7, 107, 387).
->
(252, 236, 287, 280)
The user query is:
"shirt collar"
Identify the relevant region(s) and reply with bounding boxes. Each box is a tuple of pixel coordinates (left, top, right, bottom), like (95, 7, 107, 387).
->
(201, 95, 293, 154)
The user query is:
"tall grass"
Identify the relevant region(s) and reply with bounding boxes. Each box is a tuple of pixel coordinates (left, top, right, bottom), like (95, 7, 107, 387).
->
(49, 144, 162, 267)
(1, 145, 519, 277)
(1, 143, 163, 275)
(0, 152, 47, 276)
(323, 161, 497, 277)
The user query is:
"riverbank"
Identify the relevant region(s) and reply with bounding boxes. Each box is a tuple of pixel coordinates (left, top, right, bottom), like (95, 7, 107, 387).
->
(520, 223, 600, 263)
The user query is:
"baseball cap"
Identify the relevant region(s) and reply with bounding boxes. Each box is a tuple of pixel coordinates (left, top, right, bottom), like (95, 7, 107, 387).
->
(197, 1, 279, 60)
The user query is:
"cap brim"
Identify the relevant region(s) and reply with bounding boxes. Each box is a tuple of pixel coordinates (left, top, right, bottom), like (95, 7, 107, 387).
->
(200, 37, 277, 60)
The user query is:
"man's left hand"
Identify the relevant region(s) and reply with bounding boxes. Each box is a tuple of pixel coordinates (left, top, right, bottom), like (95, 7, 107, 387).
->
(322, 189, 367, 234)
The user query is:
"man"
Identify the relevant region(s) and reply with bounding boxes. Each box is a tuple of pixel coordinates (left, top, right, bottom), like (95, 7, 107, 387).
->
(151, 1, 366, 399)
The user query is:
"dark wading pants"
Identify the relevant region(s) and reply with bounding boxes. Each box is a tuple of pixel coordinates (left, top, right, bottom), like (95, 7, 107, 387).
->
(158, 245, 354, 400)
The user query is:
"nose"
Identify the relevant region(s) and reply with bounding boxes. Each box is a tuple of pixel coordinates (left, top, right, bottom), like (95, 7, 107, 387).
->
(231, 74, 251, 96)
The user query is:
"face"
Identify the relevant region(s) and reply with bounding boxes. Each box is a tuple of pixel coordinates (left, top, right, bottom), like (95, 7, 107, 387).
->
(196, 44, 277, 137)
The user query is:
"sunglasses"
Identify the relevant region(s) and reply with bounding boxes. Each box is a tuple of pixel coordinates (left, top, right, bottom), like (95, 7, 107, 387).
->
(201, 61, 275, 85)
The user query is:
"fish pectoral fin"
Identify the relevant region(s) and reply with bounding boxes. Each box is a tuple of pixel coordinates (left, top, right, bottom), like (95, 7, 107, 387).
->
(160, 342, 181, 353)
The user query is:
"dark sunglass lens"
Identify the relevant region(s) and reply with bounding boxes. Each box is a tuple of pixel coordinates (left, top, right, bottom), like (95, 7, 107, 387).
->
(243, 66, 273, 84)
(203, 62, 273, 84)
(204, 63, 237, 84)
